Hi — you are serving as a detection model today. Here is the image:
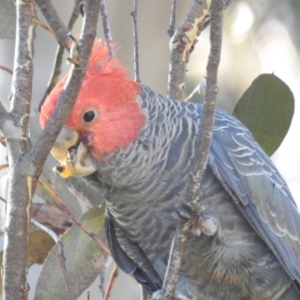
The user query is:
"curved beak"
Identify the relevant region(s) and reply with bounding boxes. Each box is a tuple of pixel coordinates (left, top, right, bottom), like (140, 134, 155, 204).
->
(51, 127, 97, 178)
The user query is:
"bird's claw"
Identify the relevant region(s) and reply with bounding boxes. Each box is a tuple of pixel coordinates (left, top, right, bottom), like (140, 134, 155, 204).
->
(173, 200, 202, 222)
(173, 201, 218, 236)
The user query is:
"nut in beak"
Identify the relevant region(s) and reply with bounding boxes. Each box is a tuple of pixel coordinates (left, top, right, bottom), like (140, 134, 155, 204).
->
(51, 127, 97, 178)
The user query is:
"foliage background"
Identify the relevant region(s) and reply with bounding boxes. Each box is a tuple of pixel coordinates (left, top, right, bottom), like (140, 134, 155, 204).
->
(0, 0, 299, 299)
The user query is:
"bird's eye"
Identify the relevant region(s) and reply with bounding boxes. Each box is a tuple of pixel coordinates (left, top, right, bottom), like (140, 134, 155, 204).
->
(83, 110, 97, 123)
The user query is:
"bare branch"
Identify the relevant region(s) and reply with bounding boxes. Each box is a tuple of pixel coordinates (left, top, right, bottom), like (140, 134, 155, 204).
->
(103, 264, 120, 300)
(154, 0, 224, 299)
(2, 4, 100, 297)
(29, 0, 100, 175)
(99, 0, 115, 58)
(35, 0, 73, 50)
(38, 0, 82, 111)
(2, 0, 35, 298)
(167, 0, 211, 100)
(0, 195, 7, 204)
(34, 17, 57, 38)
(157, 221, 192, 300)
(188, 0, 223, 202)
(0, 65, 13, 75)
(56, 244, 73, 300)
(131, 0, 140, 82)
(167, 0, 177, 38)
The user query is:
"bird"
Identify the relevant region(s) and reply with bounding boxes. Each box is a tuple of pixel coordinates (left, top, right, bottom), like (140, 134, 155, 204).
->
(40, 40, 300, 299)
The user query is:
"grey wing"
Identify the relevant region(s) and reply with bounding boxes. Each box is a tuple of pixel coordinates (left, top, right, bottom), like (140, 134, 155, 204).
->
(208, 108, 300, 286)
(105, 210, 162, 294)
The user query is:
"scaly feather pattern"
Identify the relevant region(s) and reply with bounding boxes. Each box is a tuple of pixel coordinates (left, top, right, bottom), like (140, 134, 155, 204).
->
(84, 85, 300, 299)
(40, 41, 300, 299)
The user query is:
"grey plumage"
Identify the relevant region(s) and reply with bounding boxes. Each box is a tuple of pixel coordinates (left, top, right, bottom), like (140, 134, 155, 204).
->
(85, 85, 300, 299)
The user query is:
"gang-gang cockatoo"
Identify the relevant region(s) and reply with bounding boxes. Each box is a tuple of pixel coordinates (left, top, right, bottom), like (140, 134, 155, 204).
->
(40, 40, 300, 300)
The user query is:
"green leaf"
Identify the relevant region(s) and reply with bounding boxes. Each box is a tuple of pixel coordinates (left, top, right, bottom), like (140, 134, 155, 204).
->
(0, 229, 55, 295)
(34, 206, 108, 300)
(233, 74, 294, 156)
(27, 230, 55, 264)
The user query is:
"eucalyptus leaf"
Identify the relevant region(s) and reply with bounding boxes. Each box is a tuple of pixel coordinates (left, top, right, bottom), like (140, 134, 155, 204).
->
(233, 74, 294, 156)
(0, 230, 55, 295)
(27, 230, 56, 264)
(34, 206, 108, 300)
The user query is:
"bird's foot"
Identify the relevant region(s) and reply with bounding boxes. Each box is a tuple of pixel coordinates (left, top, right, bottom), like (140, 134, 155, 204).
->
(173, 201, 218, 236)
(151, 289, 191, 300)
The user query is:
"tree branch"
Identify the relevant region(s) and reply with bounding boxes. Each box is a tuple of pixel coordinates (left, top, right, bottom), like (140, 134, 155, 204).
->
(35, 0, 73, 50)
(29, 0, 100, 174)
(2, 1, 35, 299)
(167, 0, 177, 38)
(0, 65, 13, 75)
(167, 0, 211, 100)
(99, 0, 115, 58)
(103, 264, 120, 300)
(38, 0, 82, 111)
(188, 0, 223, 202)
(153, 0, 224, 299)
(2, 2, 100, 298)
(131, 0, 140, 82)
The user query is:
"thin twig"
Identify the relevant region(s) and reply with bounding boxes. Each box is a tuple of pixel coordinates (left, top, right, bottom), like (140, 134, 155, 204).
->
(35, 0, 73, 50)
(158, 221, 192, 300)
(34, 17, 57, 38)
(184, 78, 206, 102)
(103, 264, 120, 300)
(154, 0, 224, 299)
(99, 0, 115, 59)
(57, 249, 73, 300)
(28, 0, 100, 175)
(188, 0, 223, 203)
(98, 264, 106, 298)
(0, 164, 8, 171)
(30, 217, 60, 243)
(0, 195, 7, 204)
(168, 0, 177, 38)
(131, 0, 140, 82)
(39, 178, 111, 255)
(167, 0, 211, 100)
(0, 65, 13, 75)
(38, 0, 82, 111)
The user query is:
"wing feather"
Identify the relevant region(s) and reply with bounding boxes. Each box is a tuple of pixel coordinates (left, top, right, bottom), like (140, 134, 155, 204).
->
(209, 108, 300, 285)
(105, 211, 162, 294)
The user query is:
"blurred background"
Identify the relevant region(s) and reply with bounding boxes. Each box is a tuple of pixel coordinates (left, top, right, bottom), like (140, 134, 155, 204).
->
(0, 0, 300, 299)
